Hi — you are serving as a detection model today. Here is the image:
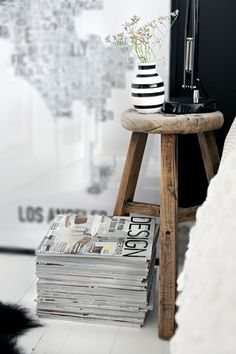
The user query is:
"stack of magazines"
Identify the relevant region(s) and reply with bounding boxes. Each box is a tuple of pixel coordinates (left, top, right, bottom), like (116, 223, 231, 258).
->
(36, 214, 159, 327)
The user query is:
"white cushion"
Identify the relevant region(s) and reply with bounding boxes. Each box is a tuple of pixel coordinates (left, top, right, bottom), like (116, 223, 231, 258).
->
(220, 117, 236, 165)
(170, 143, 236, 354)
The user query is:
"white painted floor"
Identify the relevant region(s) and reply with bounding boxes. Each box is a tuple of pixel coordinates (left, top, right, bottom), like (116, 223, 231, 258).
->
(0, 254, 170, 354)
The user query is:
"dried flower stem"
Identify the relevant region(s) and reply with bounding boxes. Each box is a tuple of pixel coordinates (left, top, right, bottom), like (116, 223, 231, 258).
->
(106, 10, 179, 63)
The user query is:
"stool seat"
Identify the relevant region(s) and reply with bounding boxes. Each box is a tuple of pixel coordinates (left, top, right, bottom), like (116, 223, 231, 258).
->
(121, 109, 224, 134)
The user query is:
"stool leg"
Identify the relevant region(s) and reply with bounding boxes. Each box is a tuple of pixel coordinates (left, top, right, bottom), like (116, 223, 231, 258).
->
(198, 131, 220, 182)
(158, 134, 178, 340)
(113, 132, 148, 216)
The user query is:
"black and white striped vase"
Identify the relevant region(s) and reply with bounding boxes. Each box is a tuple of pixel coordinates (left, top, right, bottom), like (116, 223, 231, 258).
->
(131, 62, 165, 114)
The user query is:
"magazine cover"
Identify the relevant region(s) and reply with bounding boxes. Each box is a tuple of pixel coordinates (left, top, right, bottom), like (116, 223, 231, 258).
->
(37, 214, 157, 259)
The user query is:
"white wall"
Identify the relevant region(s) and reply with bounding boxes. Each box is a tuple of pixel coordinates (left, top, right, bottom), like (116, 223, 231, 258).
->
(0, 0, 171, 248)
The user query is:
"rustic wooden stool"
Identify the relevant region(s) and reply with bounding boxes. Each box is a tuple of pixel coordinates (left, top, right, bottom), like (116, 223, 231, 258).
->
(113, 108, 224, 340)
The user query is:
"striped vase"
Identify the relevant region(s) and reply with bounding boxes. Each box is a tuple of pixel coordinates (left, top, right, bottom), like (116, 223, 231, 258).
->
(131, 62, 165, 114)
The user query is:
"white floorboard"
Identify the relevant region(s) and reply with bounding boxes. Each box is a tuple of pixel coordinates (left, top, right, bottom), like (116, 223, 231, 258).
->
(0, 254, 170, 354)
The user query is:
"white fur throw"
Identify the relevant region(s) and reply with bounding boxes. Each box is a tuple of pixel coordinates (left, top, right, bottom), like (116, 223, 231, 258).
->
(170, 120, 236, 354)
(221, 118, 236, 164)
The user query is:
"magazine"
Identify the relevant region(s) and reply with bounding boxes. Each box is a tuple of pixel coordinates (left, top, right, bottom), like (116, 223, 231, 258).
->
(36, 213, 159, 327)
(37, 214, 157, 260)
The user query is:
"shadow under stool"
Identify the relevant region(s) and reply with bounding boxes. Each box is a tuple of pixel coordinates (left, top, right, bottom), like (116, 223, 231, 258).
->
(113, 108, 224, 340)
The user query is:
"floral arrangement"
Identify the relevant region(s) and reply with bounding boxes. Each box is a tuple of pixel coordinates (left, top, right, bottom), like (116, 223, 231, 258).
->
(106, 10, 179, 63)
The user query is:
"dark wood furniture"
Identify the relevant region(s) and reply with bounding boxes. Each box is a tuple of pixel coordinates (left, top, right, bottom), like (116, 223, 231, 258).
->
(114, 109, 224, 339)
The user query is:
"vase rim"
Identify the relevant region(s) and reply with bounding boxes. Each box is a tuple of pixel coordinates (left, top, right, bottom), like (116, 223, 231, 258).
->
(138, 61, 156, 66)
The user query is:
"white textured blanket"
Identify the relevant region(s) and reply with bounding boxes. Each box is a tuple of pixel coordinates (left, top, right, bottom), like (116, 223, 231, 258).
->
(170, 121, 236, 354)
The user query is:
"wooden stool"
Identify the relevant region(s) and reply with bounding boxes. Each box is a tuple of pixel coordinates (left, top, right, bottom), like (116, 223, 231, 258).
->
(113, 109, 224, 340)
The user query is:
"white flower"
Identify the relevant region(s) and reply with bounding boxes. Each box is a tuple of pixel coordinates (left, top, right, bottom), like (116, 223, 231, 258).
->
(105, 11, 179, 63)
